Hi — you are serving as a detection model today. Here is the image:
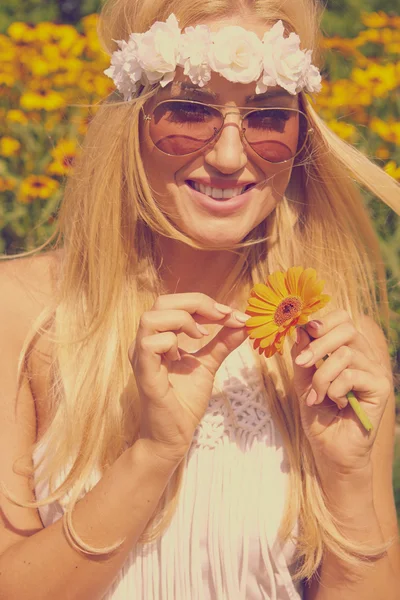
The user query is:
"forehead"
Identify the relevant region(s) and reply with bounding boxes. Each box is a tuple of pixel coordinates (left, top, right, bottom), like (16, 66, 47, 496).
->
(157, 74, 298, 107)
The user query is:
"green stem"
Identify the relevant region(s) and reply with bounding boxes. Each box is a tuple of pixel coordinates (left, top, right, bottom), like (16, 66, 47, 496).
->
(299, 326, 373, 433)
(320, 355, 373, 432)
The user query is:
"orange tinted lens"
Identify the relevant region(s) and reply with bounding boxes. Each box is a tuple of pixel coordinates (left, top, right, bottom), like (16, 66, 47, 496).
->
(149, 101, 223, 155)
(244, 109, 307, 162)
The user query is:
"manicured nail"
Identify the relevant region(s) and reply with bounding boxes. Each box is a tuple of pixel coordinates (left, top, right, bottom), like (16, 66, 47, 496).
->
(196, 323, 209, 336)
(234, 311, 251, 323)
(295, 349, 314, 365)
(214, 302, 233, 315)
(308, 320, 323, 330)
(306, 389, 318, 406)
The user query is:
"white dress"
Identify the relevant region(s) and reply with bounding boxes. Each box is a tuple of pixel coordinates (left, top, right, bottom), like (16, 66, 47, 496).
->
(33, 339, 303, 599)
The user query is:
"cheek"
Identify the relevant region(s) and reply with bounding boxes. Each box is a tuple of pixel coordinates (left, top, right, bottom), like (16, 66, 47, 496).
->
(140, 123, 190, 200)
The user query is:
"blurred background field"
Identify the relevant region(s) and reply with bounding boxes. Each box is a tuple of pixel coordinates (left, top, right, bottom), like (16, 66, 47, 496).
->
(0, 0, 399, 518)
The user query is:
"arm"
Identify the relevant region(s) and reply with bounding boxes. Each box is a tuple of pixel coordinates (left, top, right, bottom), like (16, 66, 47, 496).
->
(1, 440, 180, 600)
(0, 258, 182, 600)
(304, 316, 400, 599)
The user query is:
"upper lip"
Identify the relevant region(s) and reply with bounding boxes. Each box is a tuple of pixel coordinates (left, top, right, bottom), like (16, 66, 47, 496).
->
(186, 178, 257, 189)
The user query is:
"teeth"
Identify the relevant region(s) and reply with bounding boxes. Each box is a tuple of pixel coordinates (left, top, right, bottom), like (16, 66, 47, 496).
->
(192, 182, 247, 199)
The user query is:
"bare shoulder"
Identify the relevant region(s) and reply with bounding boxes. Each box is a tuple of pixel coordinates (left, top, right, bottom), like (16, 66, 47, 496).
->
(0, 250, 61, 440)
(0, 250, 62, 553)
(0, 250, 59, 333)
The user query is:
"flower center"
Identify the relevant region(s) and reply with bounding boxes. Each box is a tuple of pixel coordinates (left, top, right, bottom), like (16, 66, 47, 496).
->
(274, 296, 303, 326)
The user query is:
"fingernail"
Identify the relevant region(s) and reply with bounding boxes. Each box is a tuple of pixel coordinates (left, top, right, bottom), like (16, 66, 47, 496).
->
(233, 311, 251, 323)
(308, 320, 323, 330)
(176, 349, 181, 361)
(196, 323, 209, 336)
(214, 302, 233, 315)
(306, 389, 318, 406)
(295, 349, 314, 365)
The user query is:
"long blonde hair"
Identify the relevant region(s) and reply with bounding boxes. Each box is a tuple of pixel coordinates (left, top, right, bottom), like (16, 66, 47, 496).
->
(6, 0, 400, 582)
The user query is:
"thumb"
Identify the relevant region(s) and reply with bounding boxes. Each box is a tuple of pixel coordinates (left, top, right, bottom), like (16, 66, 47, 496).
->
(291, 326, 317, 401)
(195, 325, 249, 375)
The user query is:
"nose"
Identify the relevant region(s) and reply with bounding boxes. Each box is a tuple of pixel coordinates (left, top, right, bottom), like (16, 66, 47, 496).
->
(203, 112, 248, 174)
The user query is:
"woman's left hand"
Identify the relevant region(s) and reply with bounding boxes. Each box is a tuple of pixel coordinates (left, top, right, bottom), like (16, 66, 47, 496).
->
(291, 309, 392, 474)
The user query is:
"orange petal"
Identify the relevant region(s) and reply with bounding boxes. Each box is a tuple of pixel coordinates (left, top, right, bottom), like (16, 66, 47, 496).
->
(263, 345, 277, 357)
(285, 266, 304, 295)
(259, 331, 279, 348)
(266, 270, 288, 299)
(247, 297, 276, 311)
(298, 268, 317, 299)
(251, 283, 281, 306)
(246, 315, 274, 328)
(248, 320, 279, 339)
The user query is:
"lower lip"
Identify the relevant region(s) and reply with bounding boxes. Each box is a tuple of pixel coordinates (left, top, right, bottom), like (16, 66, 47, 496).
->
(185, 183, 254, 215)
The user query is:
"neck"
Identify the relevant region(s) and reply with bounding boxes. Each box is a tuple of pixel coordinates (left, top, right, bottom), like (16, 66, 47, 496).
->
(156, 237, 241, 304)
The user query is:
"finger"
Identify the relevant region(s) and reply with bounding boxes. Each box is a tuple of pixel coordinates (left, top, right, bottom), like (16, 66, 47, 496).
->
(194, 326, 249, 376)
(310, 346, 384, 406)
(152, 293, 234, 320)
(302, 310, 376, 362)
(291, 326, 316, 399)
(325, 369, 388, 410)
(294, 321, 376, 369)
(137, 309, 210, 341)
(131, 331, 179, 376)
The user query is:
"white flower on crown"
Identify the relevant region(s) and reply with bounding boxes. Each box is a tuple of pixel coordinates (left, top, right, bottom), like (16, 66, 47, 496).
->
(136, 13, 181, 87)
(208, 25, 263, 84)
(257, 20, 311, 95)
(104, 36, 143, 101)
(178, 25, 212, 87)
(301, 49, 322, 93)
(103, 14, 323, 99)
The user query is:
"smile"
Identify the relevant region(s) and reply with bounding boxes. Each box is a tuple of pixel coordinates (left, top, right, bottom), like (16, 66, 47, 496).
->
(186, 180, 255, 200)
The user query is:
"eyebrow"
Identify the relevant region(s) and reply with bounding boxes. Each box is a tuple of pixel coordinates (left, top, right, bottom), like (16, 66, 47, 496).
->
(175, 82, 293, 103)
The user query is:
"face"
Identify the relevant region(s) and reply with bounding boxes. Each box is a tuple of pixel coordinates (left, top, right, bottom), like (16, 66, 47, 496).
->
(140, 18, 304, 248)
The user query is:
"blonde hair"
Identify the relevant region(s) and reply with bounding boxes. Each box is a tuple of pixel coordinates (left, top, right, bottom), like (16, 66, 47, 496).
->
(4, 0, 400, 582)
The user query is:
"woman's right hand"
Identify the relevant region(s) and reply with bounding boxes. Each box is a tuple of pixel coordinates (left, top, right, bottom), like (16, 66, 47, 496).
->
(129, 293, 249, 467)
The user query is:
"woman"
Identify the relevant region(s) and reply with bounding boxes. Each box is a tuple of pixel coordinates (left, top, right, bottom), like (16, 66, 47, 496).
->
(0, 0, 399, 598)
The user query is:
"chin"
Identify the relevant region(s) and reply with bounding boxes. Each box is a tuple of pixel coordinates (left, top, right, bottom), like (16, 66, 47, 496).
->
(182, 226, 250, 249)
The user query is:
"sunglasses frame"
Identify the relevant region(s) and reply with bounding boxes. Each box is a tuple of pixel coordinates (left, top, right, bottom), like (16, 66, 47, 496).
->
(142, 98, 314, 163)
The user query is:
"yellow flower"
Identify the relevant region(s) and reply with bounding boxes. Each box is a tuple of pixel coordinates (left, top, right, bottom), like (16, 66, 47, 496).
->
(245, 266, 331, 357)
(81, 14, 99, 33)
(7, 109, 29, 125)
(0, 137, 21, 157)
(375, 146, 390, 160)
(7, 22, 38, 43)
(370, 118, 400, 145)
(384, 161, 400, 181)
(18, 175, 59, 203)
(361, 11, 389, 28)
(355, 29, 382, 45)
(20, 87, 66, 111)
(0, 34, 17, 61)
(327, 120, 358, 142)
(47, 139, 78, 176)
(0, 176, 17, 192)
(352, 64, 397, 98)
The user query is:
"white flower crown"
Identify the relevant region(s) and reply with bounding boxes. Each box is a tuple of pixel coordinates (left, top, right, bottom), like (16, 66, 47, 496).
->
(104, 14, 322, 102)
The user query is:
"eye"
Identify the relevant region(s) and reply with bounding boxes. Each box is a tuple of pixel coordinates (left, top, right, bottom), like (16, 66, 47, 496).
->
(246, 109, 292, 130)
(164, 102, 215, 124)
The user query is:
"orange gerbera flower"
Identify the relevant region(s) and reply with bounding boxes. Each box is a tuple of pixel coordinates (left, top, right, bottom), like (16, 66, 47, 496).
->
(245, 266, 331, 357)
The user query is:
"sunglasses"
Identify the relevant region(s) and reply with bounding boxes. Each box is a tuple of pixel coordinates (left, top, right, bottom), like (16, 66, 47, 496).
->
(142, 98, 313, 163)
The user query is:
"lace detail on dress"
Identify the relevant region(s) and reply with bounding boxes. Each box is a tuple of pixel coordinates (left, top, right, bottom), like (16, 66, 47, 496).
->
(192, 341, 272, 449)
